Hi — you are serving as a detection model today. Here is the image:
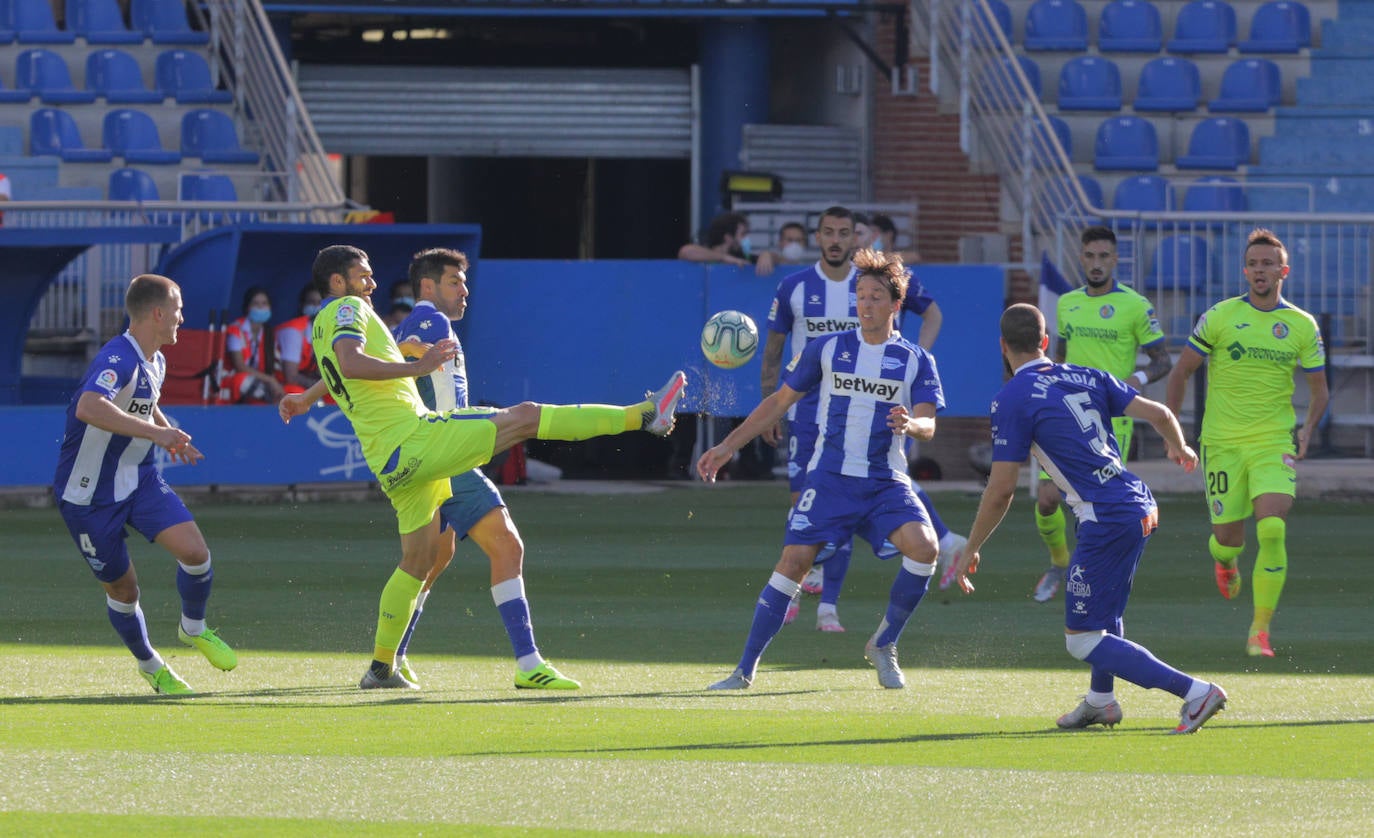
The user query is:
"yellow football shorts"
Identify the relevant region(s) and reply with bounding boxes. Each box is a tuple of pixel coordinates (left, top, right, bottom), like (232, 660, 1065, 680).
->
(380, 408, 500, 534)
(1200, 439, 1297, 525)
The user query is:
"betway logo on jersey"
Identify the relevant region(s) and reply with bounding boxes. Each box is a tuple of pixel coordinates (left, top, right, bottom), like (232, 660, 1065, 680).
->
(805, 316, 859, 336)
(831, 372, 900, 400)
(126, 399, 155, 417)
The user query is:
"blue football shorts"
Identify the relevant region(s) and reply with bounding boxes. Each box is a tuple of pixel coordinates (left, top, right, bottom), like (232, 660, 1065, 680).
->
(786, 420, 819, 493)
(439, 468, 506, 539)
(784, 470, 931, 553)
(56, 473, 194, 584)
(1064, 509, 1157, 632)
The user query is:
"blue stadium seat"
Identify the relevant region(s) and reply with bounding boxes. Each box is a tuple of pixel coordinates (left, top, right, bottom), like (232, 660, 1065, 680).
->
(1094, 116, 1159, 171)
(0, 0, 13, 44)
(102, 108, 182, 164)
(1183, 175, 1247, 212)
(67, 0, 145, 44)
(1176, 117, 1251, 169)
(155, 49, 232, 104)
(180, 172, 237, 201)
(180, 109, 259, 164)
(131, 0, 210, 45)
(1145, 234, 1211, 291)
(29, 108, 115, 162)
(1045, 173, 1103, 223)
(14, 0, 77, 44)
(1030, 114, 1072, 167)
(1023, 0, 1089, 51)
(1098, 0, 1163, 52)
(1114, 174, 1175, 212)
(1239, 1, 1310, 53)
(15, 48, 97, 104)
(1166, 0, 1237, 54)
(982, 0, 1014, 45)
(1133, 57, 1201, 112)
(1057, 56, 1123, 110)
(0, 70, 31, 103)
(108, 166, 160, 201)
(86, 49, 163, 104)
(983, 55, 1041, 106)
(1209, 58, 1281, 112)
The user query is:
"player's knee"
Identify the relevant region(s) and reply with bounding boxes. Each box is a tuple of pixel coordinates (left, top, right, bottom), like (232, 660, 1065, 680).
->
(105, 579, 139, 604)
(177, 545, 210, 567)
(1065, 630, 1106, 661)
(1256, 516, 1286, 546)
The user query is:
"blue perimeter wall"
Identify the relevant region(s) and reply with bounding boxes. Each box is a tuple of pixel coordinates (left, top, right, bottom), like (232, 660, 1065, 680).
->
(4, 260, 1004, 487)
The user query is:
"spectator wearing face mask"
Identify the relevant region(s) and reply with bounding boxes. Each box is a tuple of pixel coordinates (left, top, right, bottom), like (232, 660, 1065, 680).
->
(220, 286, 284, 404)
(275, 283, 324, 394)
(678, 211, 778, 276)
(776, 221, 808, 264)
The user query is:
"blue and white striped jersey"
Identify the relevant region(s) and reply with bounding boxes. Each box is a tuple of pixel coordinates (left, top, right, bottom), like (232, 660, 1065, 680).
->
(782, 329, 944, 481)
(991, 360, 1154, 523)
(54, 333, 165, 506)
(394, 300, 469, 411)
(766, 262, 935, 425)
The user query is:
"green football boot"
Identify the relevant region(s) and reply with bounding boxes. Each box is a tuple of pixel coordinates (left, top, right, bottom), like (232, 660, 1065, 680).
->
(141, 665, 193, 695)
(178, 625, 238, 671)
(515, 661, 581, 690)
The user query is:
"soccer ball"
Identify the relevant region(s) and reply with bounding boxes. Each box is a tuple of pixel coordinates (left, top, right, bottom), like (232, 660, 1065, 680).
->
(701, 310, 759, 369)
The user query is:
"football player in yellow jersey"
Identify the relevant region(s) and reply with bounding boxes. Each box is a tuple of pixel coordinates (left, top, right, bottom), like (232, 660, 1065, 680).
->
(280, 245, 687, 689)
(1031, 226, 1174, 603)
(1166, 228, 1328, 658)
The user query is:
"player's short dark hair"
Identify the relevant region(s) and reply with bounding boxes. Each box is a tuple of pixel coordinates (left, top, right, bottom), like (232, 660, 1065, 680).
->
(1001, 303, 1046, 354)
(1246, 227, 1288, 264)
(312, 245, 368, 296)
(818, 205, 854, 226)
(409, 247, 469, 287)
(1081, 226, 1117, 248)
(241, 285, 270, 315)
(125, 274, 177, 319)
(704, 212, 748, 248)
(871, 213, 897, 235)
(851, 247, 908, 303)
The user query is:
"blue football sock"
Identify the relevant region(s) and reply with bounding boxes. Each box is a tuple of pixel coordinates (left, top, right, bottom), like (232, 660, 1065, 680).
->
(175, 556, 213, 622)
(492, 578, 539, 666)
(738, 573, 800, 678)
(820, 539, 853, 606)
(1089, 617, 1123, 695)
(872, 558, 933, 647)
(395, 589, 430, 658)
(1084, 634, 1194, 699)
(916, 488, 950, 540)
(106, 596, 155, 662)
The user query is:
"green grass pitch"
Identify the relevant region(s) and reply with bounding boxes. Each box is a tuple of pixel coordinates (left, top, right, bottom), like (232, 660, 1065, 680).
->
(1, 484, 1371, 835)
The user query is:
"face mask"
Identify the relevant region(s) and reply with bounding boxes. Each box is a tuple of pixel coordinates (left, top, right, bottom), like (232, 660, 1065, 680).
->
(394, 296, 416, 309)
(738, 238, 753, 258)
(781, 242, 805, 261)
(248, 307, 271, 324)
(302, 304, 320, 318)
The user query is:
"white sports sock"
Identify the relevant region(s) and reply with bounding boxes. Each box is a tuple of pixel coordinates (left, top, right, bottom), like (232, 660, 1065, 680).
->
(1086, 689, 1116, 708)
(1184, 679, 1211, 702)
(817, 602, 838, 619)
(180, 616, 207, 636)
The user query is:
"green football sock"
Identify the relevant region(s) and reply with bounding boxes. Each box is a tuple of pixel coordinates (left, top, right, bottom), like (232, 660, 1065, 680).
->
(1035, 506, 1071, 569)
(1209, 534, 1244, 567)
(537, 403, 638, 439)
(1252, 517, 1288, 631)
(373, 568, 424, 667)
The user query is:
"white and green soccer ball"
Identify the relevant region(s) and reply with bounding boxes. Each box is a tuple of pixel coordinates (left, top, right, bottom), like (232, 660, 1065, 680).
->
(700, 309, 759, 369)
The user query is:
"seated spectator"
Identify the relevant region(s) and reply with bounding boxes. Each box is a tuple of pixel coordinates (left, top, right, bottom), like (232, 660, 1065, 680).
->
(777, 221, 808, 264)
(872, 213, 922, 264)
(385, 279, 414, 333)
(275, 283, 322, 394)
(678, 211, 777, 275)
(219, 286, 284, 404)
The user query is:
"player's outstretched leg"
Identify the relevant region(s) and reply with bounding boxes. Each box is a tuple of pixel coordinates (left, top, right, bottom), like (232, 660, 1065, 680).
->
(641, 370, 687, 436)
(533, 371, 686, 441)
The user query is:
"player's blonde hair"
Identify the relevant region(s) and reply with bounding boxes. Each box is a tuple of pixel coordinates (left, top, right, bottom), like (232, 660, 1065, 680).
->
(1246, 227, 1288, 265)
(851, 247, 908, 303)
(125, 274, 177, 320)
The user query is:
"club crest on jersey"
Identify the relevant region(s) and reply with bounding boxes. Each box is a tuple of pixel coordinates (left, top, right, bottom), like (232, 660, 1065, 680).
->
(95, 369, 119, 393)
(1098, 304, 1115, 319)
(881, 356, 904, 371)
(335, 303, 356, 327)
(1212, 499, 1224, 516)
(1272, 322, 1289, 339)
